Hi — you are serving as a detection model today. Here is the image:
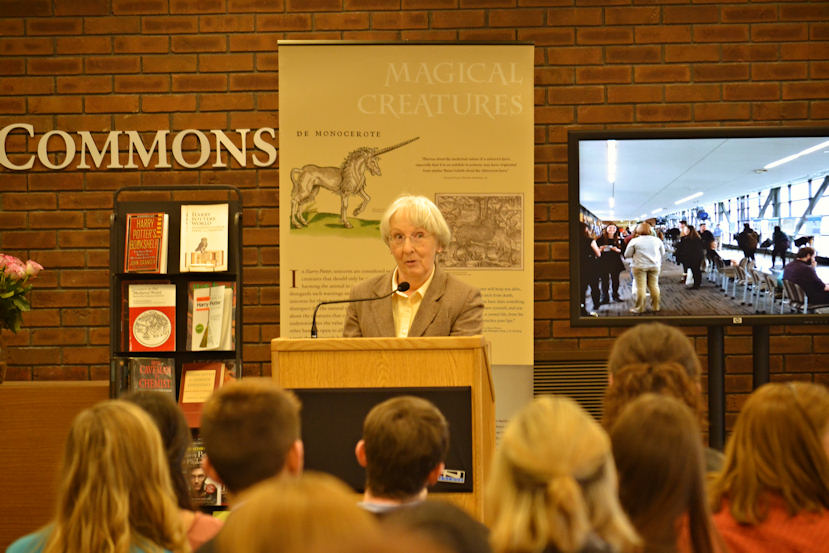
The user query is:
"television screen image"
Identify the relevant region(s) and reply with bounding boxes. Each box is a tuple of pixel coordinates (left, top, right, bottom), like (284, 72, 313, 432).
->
(568, 127, 829, 326)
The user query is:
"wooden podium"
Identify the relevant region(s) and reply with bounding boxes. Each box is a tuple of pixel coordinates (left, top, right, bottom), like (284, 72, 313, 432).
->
(270, 335, 495, 519)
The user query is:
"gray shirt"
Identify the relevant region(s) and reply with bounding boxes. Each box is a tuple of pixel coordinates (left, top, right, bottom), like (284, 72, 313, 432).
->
(624, 235, 665, 270)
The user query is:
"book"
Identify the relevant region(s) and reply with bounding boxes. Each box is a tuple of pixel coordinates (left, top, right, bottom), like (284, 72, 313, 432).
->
(186, 281, 236, 351)
(128, 284, 176, 352)
(128, 357, 175, 398)
(178, 360, 232, 427)
(123, 212, 169, 273)
(180, 204, 229, 272)
(185, 435, 225, 507)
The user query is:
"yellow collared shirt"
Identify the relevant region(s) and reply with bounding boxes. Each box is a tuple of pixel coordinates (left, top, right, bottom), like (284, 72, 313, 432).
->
(392, 267, 436, 338)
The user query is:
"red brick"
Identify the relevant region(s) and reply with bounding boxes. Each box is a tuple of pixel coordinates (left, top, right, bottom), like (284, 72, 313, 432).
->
(372, 11, 428, 29)
(142, 15, 198, 33)
(0, 19, 24, 36)
(115, 75, 169, 93)
(694, 63, 750, 82)
(57, 75, 112, 94)
(62, 307, 108, 326)
(113, 113, 171, 131)
(754, 102, 809, 121)
(607, 84, 662, 103)
(143, 54, 197, 73)
(86, 56, 141, 74)
(28, 173, 84, 191)
(781, 3, 829, 22)
(665, 84, 720, 103)
(62, 346, 108, 364)
(577, 105, 635, 123)
(577, 27, 633, 45)
(56, 230, 108, 248)
(56, 36, 111, 54)
(722, 5, 778, 23)
(55, 0, 108, 15)
(518, 28, 574, 46)
(229, 73, 277, 91)
(200, 53, 254, 72)
(171, 112, 228, 130)
(781, 42, 829, 61)
(256, 53, 278, 71)
(142, 94, 196, 112)
(636, 104, 692, 122)
(112, 0, 168, 15)
(85, 95, 140, 114)
(31, 290, 88, 308)
(114, 35, 169, 54)
(285, 0, 337, 10)
(0, 212, 27, 228)
(171, 0, 223, 13)
(31, 328, 88, 346)
(753, 23, 809, 42)
(315, 12, 370, 30)
(634, 65, 691, 83)
(83, 16, 141, 34)
(28, 58, 83, 75)
(200, 92, 255, 111)
(0, 38, 54, 55)
(172, 35, 226, 53)
(490, 8, 546, 27)
(665, 44, 720, 63)
(0, 58, 25, 75)
(27, 18, 83, 35)
(399, 30, 457, 42)
(537, 67, 575, 85)
(257, 14, 311, 31)
(3, 193, 57, 210)
(28, 96, 83, 114)
(694, 24, 750, 43)
(782, 82, 828, 100)
(60, 269, 109, 288)
(199, 14, 255, 32)
(1, 230, 57, 249)
(723, 83, 779, 101)
(695, 102, 751, 121)
(635, 26, 692, 44)
(605, 45, 661, 64)
(432, 10, 486, 28)
(663, 5, 719, 24)
(7, 347, 61, 366)
(172, 74, 228, 92)
(576, 66, 631, 84)
(723, 44, 779, 62)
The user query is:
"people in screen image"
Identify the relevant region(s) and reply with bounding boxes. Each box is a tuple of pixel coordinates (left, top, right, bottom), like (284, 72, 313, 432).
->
(579, 221, 602, 316)
(736, 223, 759, 261)
(343, 195, 483, 337)
(677, 225, 705, 289)
(771, 226, 791, 268)
(597, 223, 625, 304)
(624, 222, 664, 314)
(783, 247, 829, 305)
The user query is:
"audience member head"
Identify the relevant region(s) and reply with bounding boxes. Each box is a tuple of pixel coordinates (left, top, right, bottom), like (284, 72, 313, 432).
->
(709, 383, 829, 524)
(487, 395, 639, 553)
(383, 500, 492, 553)
(602, 361, 701, 430)
(686, 226, 700, 240)
(44, 400, 186, 553)
(356, 395, 449, 501)
(200, 378, 302, 494)
(607, 322, 701, 381)
(797, 246, 815, 260)
(380, 195, 452, 250)
(122, 390, 193, 510)
(634, 222, 651, 236)
(217, 472, 382, 553)
(611, 394, 721, 553)
(788, 381, 829, 458)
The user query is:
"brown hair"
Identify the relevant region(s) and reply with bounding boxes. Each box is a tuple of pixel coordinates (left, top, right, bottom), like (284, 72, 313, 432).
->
(686, 226, 700, 240)
(200, 378, 301, 493)
(362, 395, 449, 499)
(607, 323, 701, 380)
(709, 383, 829, 524)
(611, 395, 721, 553)
(217, 472, 381, 553)
(634, 222, 652, 236)
(789, 381, 829, 438)
(797, 246, 815, 258)
(122, 390, 193, 510)
(602, 362, 702, 430)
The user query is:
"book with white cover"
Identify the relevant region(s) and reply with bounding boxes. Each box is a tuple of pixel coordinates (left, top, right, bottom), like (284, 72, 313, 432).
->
(180, 204, 229, 272)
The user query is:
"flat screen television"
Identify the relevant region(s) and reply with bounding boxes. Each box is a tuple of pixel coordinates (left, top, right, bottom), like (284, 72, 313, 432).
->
(568, 126, 829, 327)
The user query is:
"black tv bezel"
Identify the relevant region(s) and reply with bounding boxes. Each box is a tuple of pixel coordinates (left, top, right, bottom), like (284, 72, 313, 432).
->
(567, 126, 829, 328)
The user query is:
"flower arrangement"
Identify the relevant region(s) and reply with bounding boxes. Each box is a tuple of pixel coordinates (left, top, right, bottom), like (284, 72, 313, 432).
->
(0, 254, 43, 332)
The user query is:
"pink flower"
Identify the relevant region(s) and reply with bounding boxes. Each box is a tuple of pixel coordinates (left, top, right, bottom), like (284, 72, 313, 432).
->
(4, 258, 26, 279)
(25, 260, 43, 277)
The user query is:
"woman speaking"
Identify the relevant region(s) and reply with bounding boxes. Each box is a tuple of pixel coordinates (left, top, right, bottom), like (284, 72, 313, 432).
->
(343, 195, 483, 337)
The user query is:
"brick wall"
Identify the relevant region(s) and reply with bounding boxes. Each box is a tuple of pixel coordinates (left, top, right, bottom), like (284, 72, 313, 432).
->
(1, 1, 827, 427)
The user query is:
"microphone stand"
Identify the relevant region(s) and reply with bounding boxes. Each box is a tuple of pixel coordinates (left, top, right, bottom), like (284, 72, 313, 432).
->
(311, 282, 410, 338)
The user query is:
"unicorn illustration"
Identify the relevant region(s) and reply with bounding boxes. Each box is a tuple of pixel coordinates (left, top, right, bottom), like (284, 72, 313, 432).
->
(290, 137, 419, 229)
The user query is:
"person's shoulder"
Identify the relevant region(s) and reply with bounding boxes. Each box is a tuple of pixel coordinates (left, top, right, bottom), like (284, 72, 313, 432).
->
(351, 272, 391, 293)
(7, 530, 50, 553)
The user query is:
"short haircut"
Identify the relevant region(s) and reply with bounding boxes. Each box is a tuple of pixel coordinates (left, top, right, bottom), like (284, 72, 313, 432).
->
(379, 195, 452, 249)
(634, 222, 651, 236)
(383, 499, 492, 553)
(122, 390, 193, 510)
(607, 322, 701, 380)
(362, 395, 449, 499)
(709, 383, 829, 524)
(797, 246, 815, 259)
(602, 361, 701, 430)
(200, 379, 301, 493)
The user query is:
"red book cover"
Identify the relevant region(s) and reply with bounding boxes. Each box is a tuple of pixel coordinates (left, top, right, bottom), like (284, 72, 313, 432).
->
(124, 212, 168, 273)
(128, 284, 176, 352)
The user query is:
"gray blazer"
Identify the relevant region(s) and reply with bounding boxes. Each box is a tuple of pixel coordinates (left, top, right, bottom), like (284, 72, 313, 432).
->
(342, 266, 484, 337)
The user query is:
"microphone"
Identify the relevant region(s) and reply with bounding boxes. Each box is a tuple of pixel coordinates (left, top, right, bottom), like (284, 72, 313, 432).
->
(311, 281, 410, 338)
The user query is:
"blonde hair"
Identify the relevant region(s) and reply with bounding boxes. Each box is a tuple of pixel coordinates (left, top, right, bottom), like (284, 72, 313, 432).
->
(217, 472, 381, 553)
(709, 383, 829, 524)
(607, 323, 702, 380)
(611, 395, 721, 553)
(789, 381, 829, 438)
(487, 396, 639, 553)
(380, 195, 452, 249)
(43, 400, 188, 553)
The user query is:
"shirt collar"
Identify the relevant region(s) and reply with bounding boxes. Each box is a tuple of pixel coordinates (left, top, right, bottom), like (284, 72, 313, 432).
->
(392, 265, 436, 299)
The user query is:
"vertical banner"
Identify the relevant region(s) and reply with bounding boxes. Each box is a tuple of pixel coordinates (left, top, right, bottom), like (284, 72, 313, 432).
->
(279, 42, 534, 367)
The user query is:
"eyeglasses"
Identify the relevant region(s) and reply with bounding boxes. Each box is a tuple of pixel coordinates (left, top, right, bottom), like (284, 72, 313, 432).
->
(390, 231, 431, 247)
